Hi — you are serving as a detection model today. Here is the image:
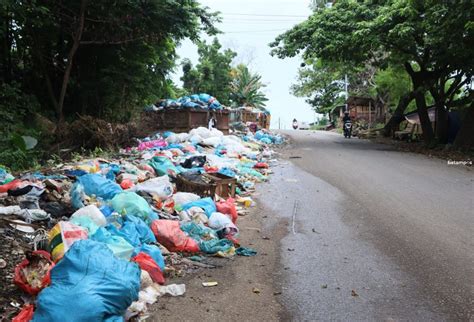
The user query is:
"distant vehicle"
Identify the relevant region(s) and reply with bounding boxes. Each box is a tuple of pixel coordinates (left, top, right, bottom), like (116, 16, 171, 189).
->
(298, 122, 310, 130)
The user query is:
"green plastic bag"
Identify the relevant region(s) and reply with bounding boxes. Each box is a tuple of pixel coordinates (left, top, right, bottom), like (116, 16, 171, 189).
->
(149, 156, 180, 177)
(200, 238, 234, 254)
(111, 192, 153, 224)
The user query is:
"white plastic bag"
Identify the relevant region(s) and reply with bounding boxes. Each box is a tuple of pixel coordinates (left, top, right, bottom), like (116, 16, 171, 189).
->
(131, 176, 173, 200)
(172, 192, 200, 206)
(202, 137, 222, 147)
(70, 205, 107, 227)
(209, 212, 238, 234)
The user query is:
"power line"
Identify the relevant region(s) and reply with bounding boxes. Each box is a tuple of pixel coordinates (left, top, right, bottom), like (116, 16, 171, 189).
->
(224, 18, 302, 22)
(222, 13, 307, 18)
(222, 29, 289, 34)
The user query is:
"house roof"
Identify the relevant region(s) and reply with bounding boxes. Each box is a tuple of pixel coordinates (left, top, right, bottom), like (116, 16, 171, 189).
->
(346, 96, 375, 106)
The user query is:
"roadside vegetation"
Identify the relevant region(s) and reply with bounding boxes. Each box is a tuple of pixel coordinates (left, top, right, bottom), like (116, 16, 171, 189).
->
(0, 2, 268, 171)
(271, 0, 473, 150)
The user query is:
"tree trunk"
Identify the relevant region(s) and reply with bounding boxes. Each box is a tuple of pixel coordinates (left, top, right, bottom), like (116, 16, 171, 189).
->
(383, 91, 415, 137)
(56, 0, 87, 124)
(435, 103, 449, 144)
(453, 104, 474, 150)
(415, 90, 435, 145)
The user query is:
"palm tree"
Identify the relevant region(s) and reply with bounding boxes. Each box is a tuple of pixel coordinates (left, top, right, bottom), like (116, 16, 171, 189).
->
(230, 64, 268, 109)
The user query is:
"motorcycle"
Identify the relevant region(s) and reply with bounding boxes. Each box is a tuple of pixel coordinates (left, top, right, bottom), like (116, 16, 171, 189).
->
(292, 121, 298, 130)
(343, 121, 352, 138)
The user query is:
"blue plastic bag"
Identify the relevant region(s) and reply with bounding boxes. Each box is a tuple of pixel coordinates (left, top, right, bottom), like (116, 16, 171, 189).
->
(181, 197, 216, 218)
(32, 240, 140, 322)
(78, 174, 122, 200)
(119, 215, 156, 246)
(91, 227, 135, 259)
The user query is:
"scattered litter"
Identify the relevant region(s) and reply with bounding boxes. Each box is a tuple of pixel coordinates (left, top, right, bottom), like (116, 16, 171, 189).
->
(0, 120, 285, 319)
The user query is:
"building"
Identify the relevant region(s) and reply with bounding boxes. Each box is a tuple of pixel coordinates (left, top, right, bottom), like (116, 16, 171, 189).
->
(336, 96, 387, 124)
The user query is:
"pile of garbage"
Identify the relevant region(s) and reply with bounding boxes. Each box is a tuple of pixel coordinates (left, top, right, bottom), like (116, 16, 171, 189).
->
(146, 93, 223, 111)
(0, 126, 284, 321)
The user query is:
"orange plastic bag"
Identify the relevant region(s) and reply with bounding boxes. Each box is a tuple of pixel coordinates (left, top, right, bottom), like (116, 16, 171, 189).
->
(132, 252, 165, 285)
(151, 220, 200, 253)
(12, 304, 34, 322)
(216, 198, 238, 224)
(14, 251, 55, 295)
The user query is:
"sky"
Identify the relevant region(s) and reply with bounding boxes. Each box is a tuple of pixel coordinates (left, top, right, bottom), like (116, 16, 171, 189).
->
(172, 0, 317, 129)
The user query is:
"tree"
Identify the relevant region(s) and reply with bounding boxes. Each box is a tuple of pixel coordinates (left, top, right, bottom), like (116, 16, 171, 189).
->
(181, 38, 236, 104)
(229, 64, 268, 109)
(0, 0, 219, 124)
(270, 0, 473, 146)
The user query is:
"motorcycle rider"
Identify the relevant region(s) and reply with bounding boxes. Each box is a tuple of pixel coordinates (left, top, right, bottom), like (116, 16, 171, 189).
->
(342, 111, 351, 124)
(292, 118, 298, 130)
(342, 111, 352, 138)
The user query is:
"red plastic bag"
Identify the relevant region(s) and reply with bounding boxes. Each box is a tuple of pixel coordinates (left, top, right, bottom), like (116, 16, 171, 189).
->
(12, 304, 34, 322)
(132, 252, 165, 285)
(151, 220, 200, 253)
(14, 250, 55, 295)
(254, 162, 269, 169)
(120, 179, 134, 190)
(216, 198, 238, 224)
(0, 179, 23, 193)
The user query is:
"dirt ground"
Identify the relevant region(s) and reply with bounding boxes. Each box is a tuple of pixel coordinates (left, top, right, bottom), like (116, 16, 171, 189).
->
(150, 194, 289, 322)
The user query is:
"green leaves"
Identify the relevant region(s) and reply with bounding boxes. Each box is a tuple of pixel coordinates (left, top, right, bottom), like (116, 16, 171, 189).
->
(181, 38, 237, 104)
(229, 65, 268, 109)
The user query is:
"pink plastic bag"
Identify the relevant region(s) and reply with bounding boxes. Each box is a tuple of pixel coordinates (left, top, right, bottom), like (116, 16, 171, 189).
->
(216, 198, 238, 224)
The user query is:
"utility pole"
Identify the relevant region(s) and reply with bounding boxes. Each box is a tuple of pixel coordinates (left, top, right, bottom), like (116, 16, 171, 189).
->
(344, 74, 349, 113)
(278, 117, 281, 130)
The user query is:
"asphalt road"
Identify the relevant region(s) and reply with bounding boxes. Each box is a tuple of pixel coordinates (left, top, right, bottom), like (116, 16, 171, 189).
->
(258, 130, 473, 321)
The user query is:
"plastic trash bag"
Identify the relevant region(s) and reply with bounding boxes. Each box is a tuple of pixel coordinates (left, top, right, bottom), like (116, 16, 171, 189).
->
(181, 197, 216, 218)
(135, 244, 165, 271)
(148, 156, 180, 177)
(199, 238, 234, 255)
(209, 212, 239, 236)
(132, 253, 165, 285)
(131, 176, 173, 200)
(118, 215, 156, 246)
(111, 192, 153, 224)
(91, 227, 135, 260)
(180, 221, 218, 241)
(70, 205, 106, 227)
(216, 198, 238, 224)
(70, 181, 86, 209)
(151, 220, 200, 253)
(77, 173, 122, 200)
(202, 137, 221, 147)
(14, 250, 55, 295)
(172, 192, 200, 206)
(48, 221, 88, 262)
(32, 240, 140, 322)
(236, 247, 257, 256)
(181, 155, 206, 169)
(12, 304, 34, 322)
(218, 167, 237, 178)
(178, 206, 208, 224)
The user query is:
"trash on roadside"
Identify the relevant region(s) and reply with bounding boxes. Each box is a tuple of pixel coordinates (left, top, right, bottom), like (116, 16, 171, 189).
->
(13, 250, 54, 295)
(0, 119, 285, 319)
